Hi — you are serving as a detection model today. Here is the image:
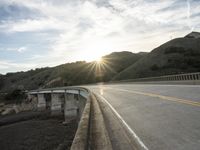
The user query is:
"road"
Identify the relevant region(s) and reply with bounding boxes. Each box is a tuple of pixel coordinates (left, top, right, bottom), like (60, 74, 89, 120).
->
(85, 83, 200, 150)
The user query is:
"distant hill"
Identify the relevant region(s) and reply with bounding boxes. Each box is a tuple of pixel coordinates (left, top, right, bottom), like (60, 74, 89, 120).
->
(100, 51, 146, 81)
(0, 51, 146, 93)
(185, 31, 200, 38)
(1, 31, 200, 95)
(113, 32, 200, 80)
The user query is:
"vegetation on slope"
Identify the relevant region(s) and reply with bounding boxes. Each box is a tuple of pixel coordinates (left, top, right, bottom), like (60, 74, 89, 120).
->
(0, 51, 145, 95)
(113, 32, 200, 80)
(1, 32, 200, 103)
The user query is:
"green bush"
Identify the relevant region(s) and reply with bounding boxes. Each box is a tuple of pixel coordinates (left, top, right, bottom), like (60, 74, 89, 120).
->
(5, 89, 26, 104)
(151, 64, 159, 71)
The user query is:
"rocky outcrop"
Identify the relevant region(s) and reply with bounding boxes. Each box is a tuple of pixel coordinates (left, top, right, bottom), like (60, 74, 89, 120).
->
(0, 97, 38, 116)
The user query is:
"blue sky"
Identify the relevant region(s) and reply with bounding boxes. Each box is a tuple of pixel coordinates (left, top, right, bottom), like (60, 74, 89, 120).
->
(0, 0, 200, 74)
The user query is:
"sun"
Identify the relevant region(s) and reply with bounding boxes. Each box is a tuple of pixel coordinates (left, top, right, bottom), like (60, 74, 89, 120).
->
(96, 57, 103, 63)
(79, 39, 114, 62)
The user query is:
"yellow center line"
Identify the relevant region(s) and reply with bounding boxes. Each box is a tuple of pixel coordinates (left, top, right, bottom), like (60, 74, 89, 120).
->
(105, 87, 200, 107)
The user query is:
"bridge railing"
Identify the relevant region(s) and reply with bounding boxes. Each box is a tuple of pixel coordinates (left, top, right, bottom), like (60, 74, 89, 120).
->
(28, 87, 89, 98)
(28, 87, 89, 118)
(118, 72, 200, 82)
(28, 87, 113, 150)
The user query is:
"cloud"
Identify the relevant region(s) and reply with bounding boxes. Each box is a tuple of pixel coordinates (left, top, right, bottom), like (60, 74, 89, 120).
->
(187, 0, 193, 31)
(0, 2, 42, 21)
(5, 46, 27, 53)
(0, 18, 65, 33)
(0, 60, 36, 74)
(16, 47, 27, 53)
(0, 0, 200, 73)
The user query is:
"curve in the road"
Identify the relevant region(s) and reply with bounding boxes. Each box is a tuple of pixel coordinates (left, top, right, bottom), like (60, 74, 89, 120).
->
(105, 87, 200, 107)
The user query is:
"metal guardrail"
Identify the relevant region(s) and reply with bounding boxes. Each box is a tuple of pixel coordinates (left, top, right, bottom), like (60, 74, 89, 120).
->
(28, 87, 89, 99)
(119, 72, 200, 82)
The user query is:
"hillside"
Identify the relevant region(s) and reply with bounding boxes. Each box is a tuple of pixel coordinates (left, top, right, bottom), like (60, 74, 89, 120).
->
(1, 31, 200, 96)
(0, 51, 146, 93)
(113, 32, 200, 80)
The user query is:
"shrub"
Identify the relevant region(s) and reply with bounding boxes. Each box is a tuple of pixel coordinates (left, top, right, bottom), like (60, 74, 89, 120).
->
(5, 89, 26, 104)
(151, 64, 159, 71)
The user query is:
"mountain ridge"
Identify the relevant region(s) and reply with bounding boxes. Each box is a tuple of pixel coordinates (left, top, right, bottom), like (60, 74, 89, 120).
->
(1, 31, 200, 95)
(185, 31, 200, 39)
(0, 51, 146, 93)
(113, 32, 200, 80)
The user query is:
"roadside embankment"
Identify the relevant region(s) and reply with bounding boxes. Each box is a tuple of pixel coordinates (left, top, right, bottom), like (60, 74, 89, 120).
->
(0, 111, 77, 150)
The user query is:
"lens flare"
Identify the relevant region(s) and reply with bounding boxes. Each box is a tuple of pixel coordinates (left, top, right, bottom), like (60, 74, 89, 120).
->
(96, 57, 102, 63)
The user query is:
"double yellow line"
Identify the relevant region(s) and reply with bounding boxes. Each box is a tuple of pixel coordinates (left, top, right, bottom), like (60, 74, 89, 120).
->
(106, 87, 200, 107)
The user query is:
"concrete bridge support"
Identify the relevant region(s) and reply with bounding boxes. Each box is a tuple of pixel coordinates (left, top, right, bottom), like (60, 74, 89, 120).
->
(51, 93, 62, 115)
(28, 89, 88, 120)
(28, 94, 34, 100)
(27, 94, 38, 111)
(37, 93, 46, 110)
(64, 92, 78, 120)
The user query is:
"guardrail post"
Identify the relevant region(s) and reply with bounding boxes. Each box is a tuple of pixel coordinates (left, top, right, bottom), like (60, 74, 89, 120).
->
(181, 75, 184, 80)
(182, 75, 185, 80)
(197, 74, 200, 80)
(177, 76, 179, 80)
(193, 74, 196, 80)
(195, 74, 198, 80)
(180, 75, 182, 80)
(185, 75, 188, 80)
(179, 75, 182, 80)
(186, 75, 189, 80)
(190, 75, 192, 80)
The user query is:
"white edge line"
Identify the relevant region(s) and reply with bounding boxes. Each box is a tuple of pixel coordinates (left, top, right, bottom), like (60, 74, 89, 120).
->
(96, 93, 149, 150)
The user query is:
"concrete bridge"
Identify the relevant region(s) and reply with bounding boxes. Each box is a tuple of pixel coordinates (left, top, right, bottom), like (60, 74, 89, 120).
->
(28, 88, 89, 121)
(28, 72, 200, 150)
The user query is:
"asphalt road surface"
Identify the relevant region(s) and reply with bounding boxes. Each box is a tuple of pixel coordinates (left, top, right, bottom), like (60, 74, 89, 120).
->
(85, 83, 200, 150)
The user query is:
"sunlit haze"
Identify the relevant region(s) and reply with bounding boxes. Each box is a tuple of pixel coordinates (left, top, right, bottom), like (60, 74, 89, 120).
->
(0, 0, 200, 74)
(96, 57, 103, 64)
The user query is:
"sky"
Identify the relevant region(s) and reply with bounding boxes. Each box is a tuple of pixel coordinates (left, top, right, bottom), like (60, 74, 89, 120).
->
(0, 0, 200, 74)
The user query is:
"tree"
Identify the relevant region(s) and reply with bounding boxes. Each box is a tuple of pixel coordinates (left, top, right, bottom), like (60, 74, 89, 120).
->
(5, 89, 26, 104)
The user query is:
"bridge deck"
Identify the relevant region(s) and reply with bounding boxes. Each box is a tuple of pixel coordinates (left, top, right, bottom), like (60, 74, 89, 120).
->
(85, 84, 200, 150)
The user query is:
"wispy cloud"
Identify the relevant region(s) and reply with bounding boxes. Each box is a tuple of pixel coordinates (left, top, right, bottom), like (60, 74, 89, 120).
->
(0, 60, 36, 74)
(0, 0, 200, 74)
(6, 46, 27, 53)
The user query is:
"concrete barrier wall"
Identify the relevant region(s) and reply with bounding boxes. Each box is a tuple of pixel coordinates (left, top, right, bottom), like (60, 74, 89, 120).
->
(70, 95, 91, 150)
(111, 72, 200, 85)
(71, 93, 112, 150)
(88, 94, 112, 149)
